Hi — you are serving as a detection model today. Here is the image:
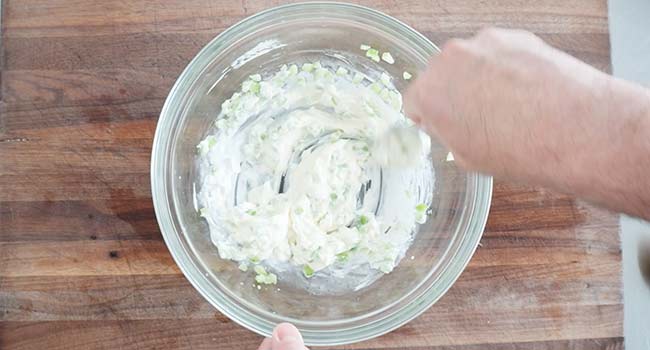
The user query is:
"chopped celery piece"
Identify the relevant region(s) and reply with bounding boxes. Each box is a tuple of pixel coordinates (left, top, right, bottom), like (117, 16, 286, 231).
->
(238, 262, 248, 271)
(288, 64, 298, 76)
(403, 71, 412, 80)
(416, 203, 428, 212)
(336, 67, 348, 76)
(360, 44, 371, 50)
(246, 209, 257, 216)
(381, 52, 395, 64)
(249, 74, 262, 82)
(250, 257, 260, 264)
(336, 252, 349, 262)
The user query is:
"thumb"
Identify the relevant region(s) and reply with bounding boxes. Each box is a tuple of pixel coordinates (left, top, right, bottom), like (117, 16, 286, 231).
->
(271, 323, 307, 350)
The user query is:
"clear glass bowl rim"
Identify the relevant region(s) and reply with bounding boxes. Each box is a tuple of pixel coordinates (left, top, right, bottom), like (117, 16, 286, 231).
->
(151, 1, 493, 346)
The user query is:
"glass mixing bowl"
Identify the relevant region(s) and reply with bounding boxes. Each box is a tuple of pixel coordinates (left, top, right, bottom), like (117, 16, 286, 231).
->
(151, 2, 492, 346)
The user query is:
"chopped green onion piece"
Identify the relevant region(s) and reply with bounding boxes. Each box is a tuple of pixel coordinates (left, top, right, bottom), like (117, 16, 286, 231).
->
(249, 74, 262, 82)
(199, 207, 208, 217)
(359, 215, 369, 225)
(315, 68, 333, 80)
(330, 193, 338, 201)
(250, 81, 260, 94)
(254, 265, 267, 275)
(446, 152, 455, 161)
(207, 136, 217, 148)
(303, 265, 314, 278)
(403, 71, 412, 80)
(360, 44, 371, 50)
(380, 72, 391, 86)
(416, 203, 428, 212)
(336, 67, 348, 76)
(246, 209, 257, 216)
(366, 48, 380, 62)
(379, 88, 390, 101)
(369, 82, 382, 94)
(352, 72, 364, 84)
(255, 272, 277, 285)
(301, 63, 314, 72)
(381, 52, 395, 64)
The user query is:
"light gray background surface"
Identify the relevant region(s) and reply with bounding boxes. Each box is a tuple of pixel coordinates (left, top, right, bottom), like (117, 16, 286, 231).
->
(608, 0, 650, 348)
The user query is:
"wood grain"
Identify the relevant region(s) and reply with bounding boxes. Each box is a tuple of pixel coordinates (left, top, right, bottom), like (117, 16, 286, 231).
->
(0, 0, 619, 349)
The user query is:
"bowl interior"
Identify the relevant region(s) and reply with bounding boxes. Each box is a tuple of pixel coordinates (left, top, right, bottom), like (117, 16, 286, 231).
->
(153, 2, 490, 345)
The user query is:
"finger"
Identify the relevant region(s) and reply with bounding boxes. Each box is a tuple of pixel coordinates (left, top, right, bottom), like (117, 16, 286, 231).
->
(271, 323, 307, 350)
(257, 337, 273, 350)
(403, 75, 426, 126)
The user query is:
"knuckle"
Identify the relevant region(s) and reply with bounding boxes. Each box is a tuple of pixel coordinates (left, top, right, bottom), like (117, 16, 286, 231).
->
(476, 27, 503, 39)
(440, 38, 468, 56)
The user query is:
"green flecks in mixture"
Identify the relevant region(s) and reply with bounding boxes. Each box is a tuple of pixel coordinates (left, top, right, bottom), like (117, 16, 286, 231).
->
(380, 72, 391, 87)
(199, 207, 208, 218)
(288, 64, 299, 76)
(254, 265, 277, 285)
(301, 63, 315, 72)
(359, 215, 369, 225)
(366, 48, 380, 62)
(369, 82, 382, 94)
(302, 265, 315, 278)
(336, 251, 350, 262)
(197, 135, 217, 155)
(352, 72, 365, 84)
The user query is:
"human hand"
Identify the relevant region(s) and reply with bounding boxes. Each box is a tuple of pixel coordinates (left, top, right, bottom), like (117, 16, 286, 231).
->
(258, 323, 308, 350)
(404, 28, 612, 185)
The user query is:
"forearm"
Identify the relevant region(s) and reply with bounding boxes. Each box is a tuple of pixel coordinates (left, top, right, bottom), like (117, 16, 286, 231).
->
(555, 77, 650, 219)
(514, 74, 650, 219)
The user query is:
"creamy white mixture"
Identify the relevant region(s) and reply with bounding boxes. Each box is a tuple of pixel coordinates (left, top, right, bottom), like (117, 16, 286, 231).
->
(197, 62, 432, 287)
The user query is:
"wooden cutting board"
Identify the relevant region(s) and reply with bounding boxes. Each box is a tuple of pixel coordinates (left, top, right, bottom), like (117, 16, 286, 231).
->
(0, 0, 621, 349)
